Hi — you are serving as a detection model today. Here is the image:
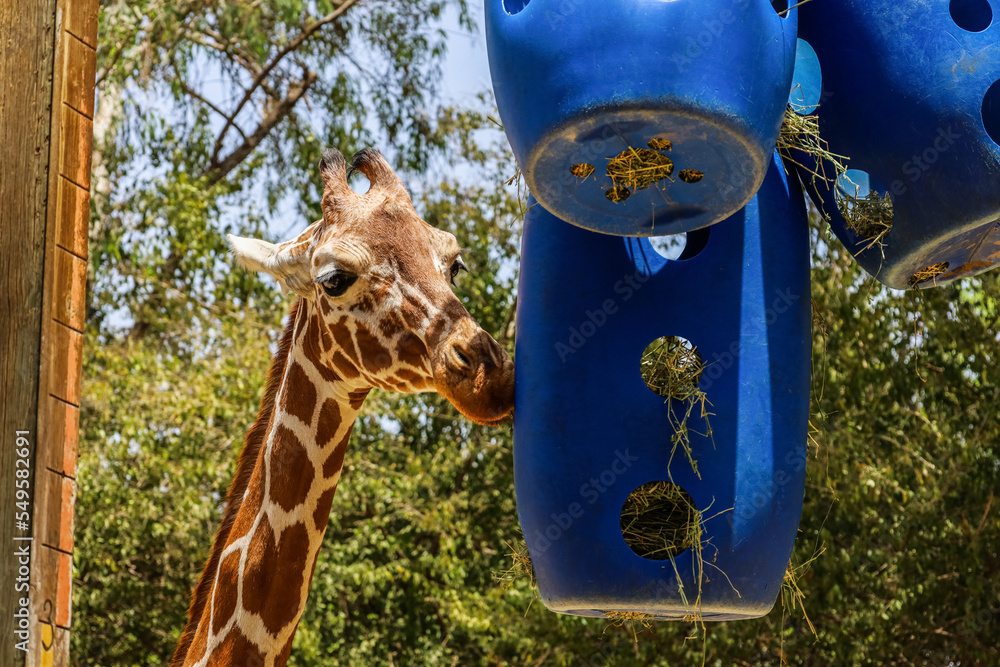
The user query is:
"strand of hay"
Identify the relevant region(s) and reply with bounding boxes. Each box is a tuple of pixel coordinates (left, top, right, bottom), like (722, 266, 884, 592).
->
(603, 611, 654, 644)
(639, 336, 713, 478)
(836, 185, 894, 249)
(495, 539, 536, 591)
(620, 482, 699, 560)
(908, 261, 949, 288)
(607, 147, 674, 192)
(777, 103, 850, 219)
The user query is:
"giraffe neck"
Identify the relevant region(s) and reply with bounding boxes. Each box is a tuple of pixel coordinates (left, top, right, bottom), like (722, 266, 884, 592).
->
(176, 301, 370, 667)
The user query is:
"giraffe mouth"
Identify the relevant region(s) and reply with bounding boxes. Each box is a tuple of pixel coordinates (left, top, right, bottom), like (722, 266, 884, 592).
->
(473, 407, 514, 428)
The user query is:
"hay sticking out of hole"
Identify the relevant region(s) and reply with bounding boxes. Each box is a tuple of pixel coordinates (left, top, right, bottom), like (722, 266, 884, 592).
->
(647, 138, 673, 151)
(679, 169, 704, 184)
(640, 336, 713, 478)
(606, 184, 631, 203)
(640, 336, 703, 400)
(607, 147, 674, 192)
(836, 186, 894, 248)
(603, 611, 655, 643)
(496, 540, 536, 591)
(777, 104, 850, 217)
(570, 162, 595, 179)
(908, 261, 950, 288)
(620, 481, 699, 561)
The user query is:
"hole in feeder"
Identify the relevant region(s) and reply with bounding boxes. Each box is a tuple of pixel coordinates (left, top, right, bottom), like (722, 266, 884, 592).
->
(678, 169, 704, 183)
(984, 79, 1000, 147)
(678, 227, 710, 259)
(908, 261, 950, 288)
(770, 0, 789, 16)
(607, 147, 674, 192)
(503, 0, 530, 15)
(570, 162, 595, 179)
(950, 0, 993, 32)
(789, 39, 823, 114)
(620, 481, 699, 560)
(647, 138, 672, 151)
(606, 185, 631, 203)
(640, 336, 703, 400)
(640, 336, 712, 479)
(835, 169, 894, 247)
(649, 227, 711, 261)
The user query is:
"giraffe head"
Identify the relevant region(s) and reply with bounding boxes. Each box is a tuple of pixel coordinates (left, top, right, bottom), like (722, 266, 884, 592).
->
(227, 147, 515, 425)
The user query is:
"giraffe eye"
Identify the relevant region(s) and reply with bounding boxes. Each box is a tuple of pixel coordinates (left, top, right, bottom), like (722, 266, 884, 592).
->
(449, 257, 468, 285)
(318, 271, 357, 297)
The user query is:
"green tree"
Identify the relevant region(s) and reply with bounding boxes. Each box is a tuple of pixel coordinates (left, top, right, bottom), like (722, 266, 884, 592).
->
(76, 2, 998, 664)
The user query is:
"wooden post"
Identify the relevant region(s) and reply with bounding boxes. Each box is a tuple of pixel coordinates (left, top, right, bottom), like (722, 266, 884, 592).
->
(0, 0, 98, 665)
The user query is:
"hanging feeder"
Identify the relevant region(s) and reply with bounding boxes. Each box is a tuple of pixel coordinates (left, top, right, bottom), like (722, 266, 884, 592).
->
(512, 153, 811, 619)
(485, 0, 798, 236)
(791, 0, 1000, 289)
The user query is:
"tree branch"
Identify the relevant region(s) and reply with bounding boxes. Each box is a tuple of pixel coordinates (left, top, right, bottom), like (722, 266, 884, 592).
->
(204, 69, 318, 186)
(177, 82, 248, 142)
(209, 0, 362, 166)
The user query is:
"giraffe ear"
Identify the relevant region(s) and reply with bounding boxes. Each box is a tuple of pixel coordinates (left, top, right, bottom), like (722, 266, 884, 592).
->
(227, 234, 313, 298)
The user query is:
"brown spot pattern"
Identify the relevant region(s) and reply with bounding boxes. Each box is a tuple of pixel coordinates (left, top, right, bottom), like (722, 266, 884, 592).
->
(315, 399, 342, 448)
(347, 389, 370, 410)
(278, 631, 296, 665)
(355, 323, 392, 373)
(331, 350, 360, 379)
(394, 368, 422, 383)
(187, 617, 210, 665)
(268, 425, 315, 513)
(209, 628, 265, 667)
(313, 487, 337, 531)
(212, 551, 241, 634)
(228, 469, 265, 543)
(323, 430, 352, 479)
(399, 297, 428, 330)
(302, 316, 342, 383)
(396, 332, 428, 369)
(242, 517, 310, 635)
(350, 295, 374, 313)
(331, 320, 361, 365)
(280, 362, 316, 426)
(379, 310, 405, 338)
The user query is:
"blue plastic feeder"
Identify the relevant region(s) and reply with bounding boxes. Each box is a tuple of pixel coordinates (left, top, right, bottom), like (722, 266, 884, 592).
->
(793, 0, 1000, 289)
(512, 154, 811, 619)
(485, 0, 798, 236)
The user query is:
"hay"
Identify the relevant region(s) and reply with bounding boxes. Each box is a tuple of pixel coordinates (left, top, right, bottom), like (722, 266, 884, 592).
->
(570, 162, 595, 179)
(678, 169, 704, 184)
(607, 147, 674, 192)
(606, 184, 631, 203)
(647, 138, 673, 151)
(603, 611, 654, 644)
(777, 104, 850, 219)
(640, 336, 703, 401)
(836, 185, 894, 248)
(908, 261, 949, 288)
(620, 481, 699, 560)
(495, 540, 536, 591)
(640, 336, 713, 478)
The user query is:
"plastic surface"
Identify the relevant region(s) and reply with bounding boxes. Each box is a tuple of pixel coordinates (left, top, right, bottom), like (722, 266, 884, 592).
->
(794, 0, 1000, 289)
(485, 0, 797, 236)
(512, 154, 811, 619)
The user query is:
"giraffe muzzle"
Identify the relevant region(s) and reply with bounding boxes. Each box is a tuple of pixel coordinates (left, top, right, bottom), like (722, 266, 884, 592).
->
(434, 320, 515, 427)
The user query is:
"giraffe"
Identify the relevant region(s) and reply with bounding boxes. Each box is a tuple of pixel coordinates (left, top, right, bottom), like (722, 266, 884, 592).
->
(171, 147, 515, 667)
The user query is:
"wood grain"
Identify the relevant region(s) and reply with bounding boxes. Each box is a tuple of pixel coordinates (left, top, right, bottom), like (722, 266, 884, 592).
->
(0, 0, 57, 665)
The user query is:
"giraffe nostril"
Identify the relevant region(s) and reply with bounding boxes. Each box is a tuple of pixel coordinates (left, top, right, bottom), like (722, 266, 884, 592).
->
(453, 347, 472, 369)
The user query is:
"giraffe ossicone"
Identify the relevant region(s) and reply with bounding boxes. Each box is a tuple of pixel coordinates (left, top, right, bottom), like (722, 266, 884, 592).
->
(172, 147, 515, 667)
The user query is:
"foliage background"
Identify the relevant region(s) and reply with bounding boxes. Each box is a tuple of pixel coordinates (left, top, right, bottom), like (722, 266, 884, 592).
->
(75, 1, 998, 665)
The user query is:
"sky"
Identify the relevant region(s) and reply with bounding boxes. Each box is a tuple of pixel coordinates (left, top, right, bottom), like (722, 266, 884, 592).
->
(438, 3, 494, 109)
